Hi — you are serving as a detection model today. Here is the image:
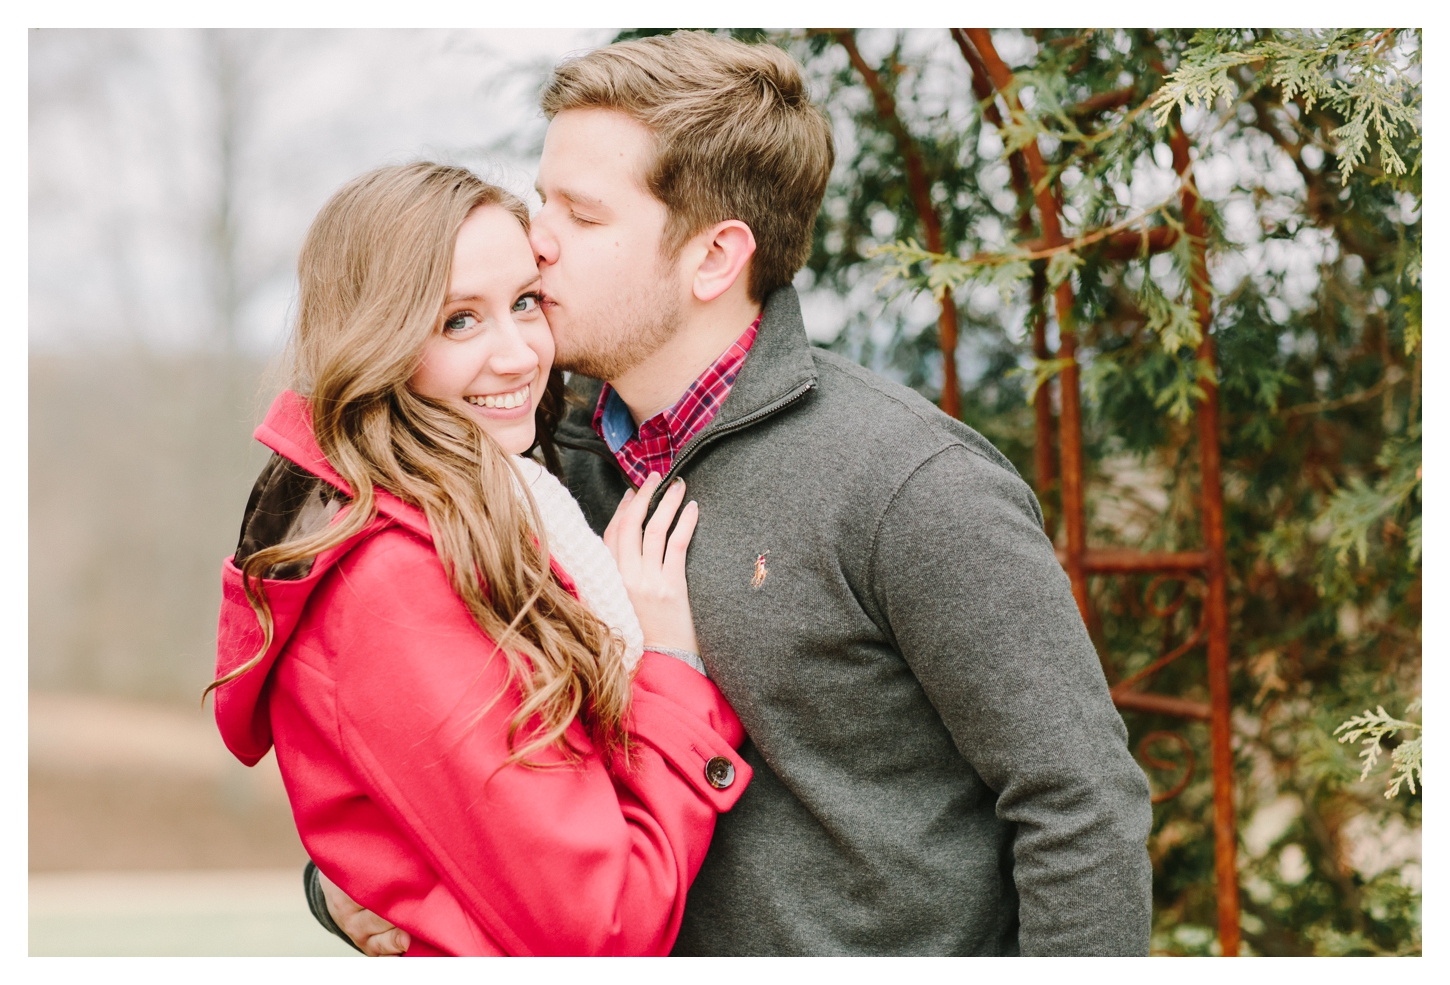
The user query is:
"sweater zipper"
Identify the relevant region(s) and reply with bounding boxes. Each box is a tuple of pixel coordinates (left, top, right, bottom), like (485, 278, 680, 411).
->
(648, 379, 816, 512)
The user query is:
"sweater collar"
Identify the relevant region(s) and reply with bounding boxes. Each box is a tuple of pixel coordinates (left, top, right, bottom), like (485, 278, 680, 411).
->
(558, 284, 817, 444)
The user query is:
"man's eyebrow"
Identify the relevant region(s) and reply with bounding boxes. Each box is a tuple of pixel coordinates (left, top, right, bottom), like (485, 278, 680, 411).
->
(549, 186, 607, 211)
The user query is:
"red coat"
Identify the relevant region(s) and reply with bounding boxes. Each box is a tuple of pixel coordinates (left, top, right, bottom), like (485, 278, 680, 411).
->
(213, 391, 751, 956)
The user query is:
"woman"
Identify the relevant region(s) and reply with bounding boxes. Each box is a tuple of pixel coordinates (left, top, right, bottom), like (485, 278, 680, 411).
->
(209, 163, 750, 956)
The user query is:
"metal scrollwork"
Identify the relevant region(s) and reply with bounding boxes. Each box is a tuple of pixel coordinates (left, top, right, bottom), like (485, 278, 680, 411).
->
(1138, 730, 1196, 804)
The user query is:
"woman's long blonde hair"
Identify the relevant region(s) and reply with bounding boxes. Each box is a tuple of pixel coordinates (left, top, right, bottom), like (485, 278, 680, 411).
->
(207, 162, 630, 765)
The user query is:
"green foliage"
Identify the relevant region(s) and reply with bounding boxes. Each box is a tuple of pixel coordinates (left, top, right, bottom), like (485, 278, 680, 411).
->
(1152, 356, 1216, 424)
(1400, 292, 1421, 355)
(750, 26, 1421, 955)
(1319, 432, 1421, 569)
(1136, 273, 1202, 353)
(1335, 704, 1422, 798)
(870, 239, 1032, 305)
(1152, 30, 1420, 182)
(1045, 249, 1082, 290)
(1010, 356, 1076, 403)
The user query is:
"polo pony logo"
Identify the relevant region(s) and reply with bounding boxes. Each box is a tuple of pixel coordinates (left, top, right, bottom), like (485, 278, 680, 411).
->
(751, 550, 771, 589)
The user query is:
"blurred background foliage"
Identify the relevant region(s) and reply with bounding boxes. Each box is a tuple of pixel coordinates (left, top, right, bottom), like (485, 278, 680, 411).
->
(621, 27, 1422, 956)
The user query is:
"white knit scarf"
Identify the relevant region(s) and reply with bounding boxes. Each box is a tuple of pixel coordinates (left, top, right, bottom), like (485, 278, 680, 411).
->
(510, 456, 645, 671)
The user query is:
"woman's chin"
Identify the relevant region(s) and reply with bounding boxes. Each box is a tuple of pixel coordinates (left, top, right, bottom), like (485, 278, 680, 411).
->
(461, 400, 537, 455)
(487, 421, 537, 456)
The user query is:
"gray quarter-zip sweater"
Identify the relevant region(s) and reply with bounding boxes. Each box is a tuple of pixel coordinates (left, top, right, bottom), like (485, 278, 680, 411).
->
(554, 285, 1153, 956)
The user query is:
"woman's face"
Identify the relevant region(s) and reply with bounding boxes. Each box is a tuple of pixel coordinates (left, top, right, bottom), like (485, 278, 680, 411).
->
(410, 204, 554, 456)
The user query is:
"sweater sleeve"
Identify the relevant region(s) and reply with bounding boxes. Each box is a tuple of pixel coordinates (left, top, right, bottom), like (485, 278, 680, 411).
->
(312, 530, 751, 956)
(869, 445, 1153, 955)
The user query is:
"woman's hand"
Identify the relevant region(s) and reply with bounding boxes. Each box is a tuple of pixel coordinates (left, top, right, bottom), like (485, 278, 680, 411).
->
(601, 472, 700, 655)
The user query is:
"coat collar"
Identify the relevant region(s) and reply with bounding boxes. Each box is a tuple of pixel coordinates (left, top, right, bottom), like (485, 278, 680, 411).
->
(556, 284, 818, 445)
(254, 390, 581, 597)
(255, 390, 432, 542)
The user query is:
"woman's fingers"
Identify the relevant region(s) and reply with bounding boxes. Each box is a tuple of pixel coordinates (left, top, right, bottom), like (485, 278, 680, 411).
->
(663, 499, 699, 579)
(362, 927, 412, 957)
(641, 478, 686, 566)
(619, 473, 662, 562)
(606, 476, 701, 655)
(601, 487, 635, 562)
(626, 472, 664, 548)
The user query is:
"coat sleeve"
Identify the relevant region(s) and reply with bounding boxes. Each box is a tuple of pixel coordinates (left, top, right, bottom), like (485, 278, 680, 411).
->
(314, 529, 751, 956)
(868, 445, 1153, 955)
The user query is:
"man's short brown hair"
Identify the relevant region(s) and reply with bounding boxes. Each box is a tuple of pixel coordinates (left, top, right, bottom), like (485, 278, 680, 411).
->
(540, 31, 834, 303)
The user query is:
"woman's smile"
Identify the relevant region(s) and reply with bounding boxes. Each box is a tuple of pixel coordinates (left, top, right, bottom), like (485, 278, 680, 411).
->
(463, 383, 532, 414)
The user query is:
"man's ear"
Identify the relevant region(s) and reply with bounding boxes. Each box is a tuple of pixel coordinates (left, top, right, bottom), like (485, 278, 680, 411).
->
(691, 220, 757, 303)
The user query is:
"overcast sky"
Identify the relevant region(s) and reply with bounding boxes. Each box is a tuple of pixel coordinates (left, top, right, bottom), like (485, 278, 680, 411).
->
(29, 29, 614, 355)
(29, 27, 1362, 370)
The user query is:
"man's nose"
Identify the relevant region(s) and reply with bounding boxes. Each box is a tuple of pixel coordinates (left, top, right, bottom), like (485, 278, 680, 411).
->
(528, 219, 558, 267)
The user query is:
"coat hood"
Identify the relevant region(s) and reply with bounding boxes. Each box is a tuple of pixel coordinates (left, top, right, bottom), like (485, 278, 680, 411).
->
(215, 391, 581, 766)
(213, 391, 419, 764)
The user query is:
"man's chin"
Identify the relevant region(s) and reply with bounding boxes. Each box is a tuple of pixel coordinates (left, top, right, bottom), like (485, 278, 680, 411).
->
(554, 352, 624, 381)
(553, 336, 639, 382)
(552, 307, 681, 383)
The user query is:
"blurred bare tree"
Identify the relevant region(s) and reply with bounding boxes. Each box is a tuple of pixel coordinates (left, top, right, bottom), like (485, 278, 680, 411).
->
(29, 29, 605, 881)
(30, 29, 277, 701)
(28, 28, 599, 703)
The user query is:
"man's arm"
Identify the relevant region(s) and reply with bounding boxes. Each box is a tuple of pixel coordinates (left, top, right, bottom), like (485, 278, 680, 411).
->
(871, 444, 1153, 955)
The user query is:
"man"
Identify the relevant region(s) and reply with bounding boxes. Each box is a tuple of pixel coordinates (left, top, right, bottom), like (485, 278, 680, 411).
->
(313, 30, 1152, 955)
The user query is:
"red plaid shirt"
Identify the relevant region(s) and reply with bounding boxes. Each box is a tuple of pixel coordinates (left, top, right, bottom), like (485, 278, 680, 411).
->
(592, 316, 760, 488)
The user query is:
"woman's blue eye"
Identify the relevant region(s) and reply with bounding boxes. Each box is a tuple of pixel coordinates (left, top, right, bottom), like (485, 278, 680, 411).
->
(444, 312, 477, 334)
(513, 293, 541, 314)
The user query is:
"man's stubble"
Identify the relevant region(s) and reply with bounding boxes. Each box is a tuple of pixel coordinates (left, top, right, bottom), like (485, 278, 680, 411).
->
(550, 259, 684, 383)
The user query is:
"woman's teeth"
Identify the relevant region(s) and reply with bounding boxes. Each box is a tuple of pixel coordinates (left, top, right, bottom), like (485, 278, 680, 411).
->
(465, 386, 528, 410)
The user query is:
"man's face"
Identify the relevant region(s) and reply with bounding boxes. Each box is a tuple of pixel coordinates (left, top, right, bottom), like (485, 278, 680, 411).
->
(531, 108, 685, 381)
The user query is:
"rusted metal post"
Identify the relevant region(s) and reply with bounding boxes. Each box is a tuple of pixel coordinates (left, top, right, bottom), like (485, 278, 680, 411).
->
(962, 28, 1088, 619)
(954, 28, 1057, 534)
(1030, 266, 1056, 531)
(1170, 121, 1241, 957)
(960, 27, 1241, 955)
(833, 30, 962, 420)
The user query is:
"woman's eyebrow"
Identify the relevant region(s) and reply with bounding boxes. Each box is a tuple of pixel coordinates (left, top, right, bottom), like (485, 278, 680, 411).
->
(446, 274, 539, 305)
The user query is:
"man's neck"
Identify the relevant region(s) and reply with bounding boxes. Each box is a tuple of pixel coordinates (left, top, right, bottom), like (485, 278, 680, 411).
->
(610, 292, 761, 425)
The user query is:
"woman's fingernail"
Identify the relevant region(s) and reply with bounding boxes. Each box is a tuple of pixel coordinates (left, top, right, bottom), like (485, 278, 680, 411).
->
(672, 478, 685, 489)
(622, 488, 636, 500)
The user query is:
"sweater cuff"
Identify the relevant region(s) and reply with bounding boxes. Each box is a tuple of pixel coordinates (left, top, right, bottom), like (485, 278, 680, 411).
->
(304, 859, 364, 954)
(644, 646, 708, 677)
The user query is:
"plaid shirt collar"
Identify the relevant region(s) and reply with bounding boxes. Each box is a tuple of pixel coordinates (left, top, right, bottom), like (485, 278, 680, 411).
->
(591, 315, 761, 489)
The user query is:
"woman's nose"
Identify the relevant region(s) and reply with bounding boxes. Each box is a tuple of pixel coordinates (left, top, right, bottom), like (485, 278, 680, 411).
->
(490, 322, 541, 376)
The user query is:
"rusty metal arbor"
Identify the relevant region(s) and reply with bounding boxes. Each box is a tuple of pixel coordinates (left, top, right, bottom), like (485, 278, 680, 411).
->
(829, 25, 1243, 954)
(950, 31, 1243, 955)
